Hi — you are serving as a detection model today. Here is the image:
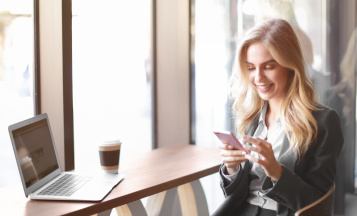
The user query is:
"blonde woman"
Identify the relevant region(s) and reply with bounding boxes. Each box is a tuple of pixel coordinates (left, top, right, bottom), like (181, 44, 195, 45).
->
(214, 19, 343, 216)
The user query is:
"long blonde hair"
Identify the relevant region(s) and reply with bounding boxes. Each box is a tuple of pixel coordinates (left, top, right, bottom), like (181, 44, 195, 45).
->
(230, 19, 319, 159)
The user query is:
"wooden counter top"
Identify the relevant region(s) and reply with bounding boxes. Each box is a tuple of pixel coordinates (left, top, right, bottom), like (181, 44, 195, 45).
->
(0, 145, 221, 216)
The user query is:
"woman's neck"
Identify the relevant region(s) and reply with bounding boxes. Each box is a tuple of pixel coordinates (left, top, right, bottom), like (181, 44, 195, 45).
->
(265, 100, 282, 129)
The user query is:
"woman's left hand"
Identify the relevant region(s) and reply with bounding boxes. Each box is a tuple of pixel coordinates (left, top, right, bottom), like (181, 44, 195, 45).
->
(242, 135, 283, 181)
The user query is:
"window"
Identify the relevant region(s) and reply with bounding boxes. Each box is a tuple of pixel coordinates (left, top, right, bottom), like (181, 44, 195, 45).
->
(192, 0, 357, 214)
(72, 0, 153, 172)
(0, 0, 35, 188)
(191, 0, 237, 213)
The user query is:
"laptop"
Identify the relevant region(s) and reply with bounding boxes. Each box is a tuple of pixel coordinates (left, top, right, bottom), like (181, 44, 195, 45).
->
(8, 113, 125, 201)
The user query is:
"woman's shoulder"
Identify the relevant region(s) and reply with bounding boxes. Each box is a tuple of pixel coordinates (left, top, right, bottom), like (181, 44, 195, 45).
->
(312, 103, 342, 129)
(310, 103, 344, 155)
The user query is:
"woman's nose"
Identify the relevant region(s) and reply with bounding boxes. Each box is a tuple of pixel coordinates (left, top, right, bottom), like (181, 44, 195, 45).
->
(254, 68, 265, 83)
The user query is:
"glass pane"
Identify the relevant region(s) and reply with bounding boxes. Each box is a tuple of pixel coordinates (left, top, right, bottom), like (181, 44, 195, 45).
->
(239, 0, 356, 215)
(193, 0, 237, 213)
(72, 0, 152, 173)
(0, 1, 34, 188)
(0, 0, 34, 187)
(193, 0, 357, 214)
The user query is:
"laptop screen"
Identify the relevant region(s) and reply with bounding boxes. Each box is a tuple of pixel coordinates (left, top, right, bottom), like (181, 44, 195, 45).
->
(12, 119, 59, 188)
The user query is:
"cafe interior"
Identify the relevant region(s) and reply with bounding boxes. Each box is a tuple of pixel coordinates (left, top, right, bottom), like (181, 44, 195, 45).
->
(0, 0, 357, 215)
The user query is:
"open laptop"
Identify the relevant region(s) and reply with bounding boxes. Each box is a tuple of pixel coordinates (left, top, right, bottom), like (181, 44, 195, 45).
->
(8, 113, 124, 201)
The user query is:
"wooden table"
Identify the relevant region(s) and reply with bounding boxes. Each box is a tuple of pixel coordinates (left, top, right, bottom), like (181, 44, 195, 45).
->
(0, 145, 221, 216)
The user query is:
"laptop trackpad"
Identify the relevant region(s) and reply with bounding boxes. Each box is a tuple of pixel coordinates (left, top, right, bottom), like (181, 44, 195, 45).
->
(93, 173, 125, 184)
(75, 181, 116, 201)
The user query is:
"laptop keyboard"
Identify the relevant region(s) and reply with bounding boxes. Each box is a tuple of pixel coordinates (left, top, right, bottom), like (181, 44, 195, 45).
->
(37, 174, 93, 197)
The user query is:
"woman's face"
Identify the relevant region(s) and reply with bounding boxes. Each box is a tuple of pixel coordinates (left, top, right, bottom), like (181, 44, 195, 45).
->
(246, 42, 291, 104)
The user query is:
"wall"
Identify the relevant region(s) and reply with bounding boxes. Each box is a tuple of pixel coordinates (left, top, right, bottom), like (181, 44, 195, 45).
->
(156, 0, 191, 148)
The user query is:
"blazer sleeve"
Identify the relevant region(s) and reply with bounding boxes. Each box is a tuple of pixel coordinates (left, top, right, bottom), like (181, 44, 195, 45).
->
(259, 108, 344, 211)
(219, 163, 244, 197)
(213, 162, 251, 216)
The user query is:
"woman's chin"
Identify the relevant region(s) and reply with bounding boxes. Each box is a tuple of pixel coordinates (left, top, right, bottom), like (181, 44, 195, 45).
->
(258, 94, 272, 101)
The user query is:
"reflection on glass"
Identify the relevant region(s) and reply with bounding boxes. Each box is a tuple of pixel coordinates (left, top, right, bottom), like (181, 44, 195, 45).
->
(242, 1, 355, 215)
(193, 0, 357, 214)
(322, 28, 356, 214)
(72, 0, 152, 172)
(0, 0, 34, 188)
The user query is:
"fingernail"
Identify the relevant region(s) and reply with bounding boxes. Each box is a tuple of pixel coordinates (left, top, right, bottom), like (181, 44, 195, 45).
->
(242, 135, 247, 139)
(228, 145, 233, 149)
(244, 154, 250, 159)
(242, 152, 246, 155)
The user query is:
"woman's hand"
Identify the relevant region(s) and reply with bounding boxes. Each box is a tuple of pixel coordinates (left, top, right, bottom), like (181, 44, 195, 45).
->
(242, 135, 283, 181)
(218, 143, 248, 175)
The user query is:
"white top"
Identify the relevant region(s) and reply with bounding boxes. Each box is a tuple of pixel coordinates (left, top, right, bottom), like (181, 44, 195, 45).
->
(222, 102, 285, 211)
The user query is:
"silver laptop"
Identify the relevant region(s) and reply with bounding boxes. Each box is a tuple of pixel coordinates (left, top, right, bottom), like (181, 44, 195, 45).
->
(8, 113, 124, 201)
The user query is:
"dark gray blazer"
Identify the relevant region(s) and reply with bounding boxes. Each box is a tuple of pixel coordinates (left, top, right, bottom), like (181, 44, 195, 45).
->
(213, 105, 344, 216)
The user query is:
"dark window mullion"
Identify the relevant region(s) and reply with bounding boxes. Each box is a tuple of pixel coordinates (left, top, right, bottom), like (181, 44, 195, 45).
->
(34, 0, 41, 115)
(62, 0, 74, 171)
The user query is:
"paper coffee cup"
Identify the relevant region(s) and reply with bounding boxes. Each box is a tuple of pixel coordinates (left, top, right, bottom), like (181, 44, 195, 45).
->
(98, 139, 122, 174)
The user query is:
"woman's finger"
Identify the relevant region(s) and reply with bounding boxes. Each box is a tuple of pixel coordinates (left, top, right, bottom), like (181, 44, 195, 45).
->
(220, 150, 246, 157)
(243, 145, 264, 155)
(218, 143, 230, 150)
(244, 154, 266, 166)
(243, 136, 270, 151)
(242, 135, 256, 143)
(222, 156, 247, 163)
(244, 144, 274, 161)
(256, 137, 272, 148)
(223, 160, 248, 168)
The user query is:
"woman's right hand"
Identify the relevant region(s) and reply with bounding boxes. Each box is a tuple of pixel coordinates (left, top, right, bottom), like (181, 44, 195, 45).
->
(219, 143, 248, 175)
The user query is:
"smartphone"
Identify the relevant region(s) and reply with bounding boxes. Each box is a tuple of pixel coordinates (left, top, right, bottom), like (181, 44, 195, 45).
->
(213, 131, 250, 154)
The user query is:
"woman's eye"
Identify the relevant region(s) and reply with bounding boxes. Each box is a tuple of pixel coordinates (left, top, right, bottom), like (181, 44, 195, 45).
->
(247, 67, 255, 71)
(265, 66, 274, 70)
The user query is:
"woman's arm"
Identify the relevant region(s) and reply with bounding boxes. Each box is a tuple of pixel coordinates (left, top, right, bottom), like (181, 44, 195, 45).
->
(219, 142, 248, 175)
(214, 161, 251, 215)
(218, 142, 248, 196)
(259, 109, 344, 211)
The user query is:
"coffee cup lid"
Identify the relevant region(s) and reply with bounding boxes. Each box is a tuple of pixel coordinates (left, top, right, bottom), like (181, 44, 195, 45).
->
(101, 139, 122, 146)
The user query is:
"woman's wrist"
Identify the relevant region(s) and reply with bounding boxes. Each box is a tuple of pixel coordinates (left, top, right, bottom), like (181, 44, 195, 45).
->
(226, 164, 240, 175)
(271, 164, 283, 181)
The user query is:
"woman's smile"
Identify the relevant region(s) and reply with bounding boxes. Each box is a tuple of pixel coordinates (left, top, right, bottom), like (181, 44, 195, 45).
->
(256, 83, 274, 92)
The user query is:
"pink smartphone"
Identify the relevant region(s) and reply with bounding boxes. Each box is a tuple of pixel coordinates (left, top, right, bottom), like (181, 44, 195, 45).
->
(213, 131, 250, 154)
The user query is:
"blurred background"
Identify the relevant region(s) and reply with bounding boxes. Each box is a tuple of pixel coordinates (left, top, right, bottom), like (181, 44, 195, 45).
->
(192, 0, 356, 215)
(0, 0, 356, 215)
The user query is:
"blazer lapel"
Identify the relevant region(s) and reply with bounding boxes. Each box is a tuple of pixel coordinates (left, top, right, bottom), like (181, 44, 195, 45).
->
(245, 119, 259, 171)
(247, 119, 259, 137)
(277, 134, 296, 173)
(247, 119, 297, 173)
(276, 134, 296, 216)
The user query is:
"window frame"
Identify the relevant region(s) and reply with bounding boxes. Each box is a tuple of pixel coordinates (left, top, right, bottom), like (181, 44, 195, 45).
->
(39, 0, 191, 171)
(60, 0, 160, 170)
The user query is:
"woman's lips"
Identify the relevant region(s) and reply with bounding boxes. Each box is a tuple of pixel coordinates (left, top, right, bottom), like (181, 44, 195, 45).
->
(256, 84, 273, 93)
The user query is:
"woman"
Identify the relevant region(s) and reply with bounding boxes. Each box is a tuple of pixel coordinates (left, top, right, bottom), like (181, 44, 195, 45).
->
(213, 19, 343, 216)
